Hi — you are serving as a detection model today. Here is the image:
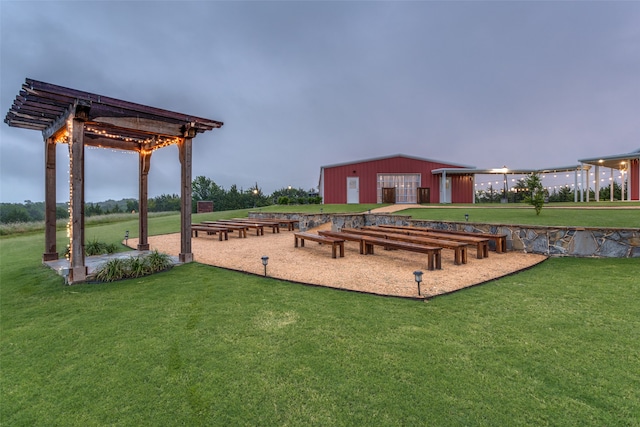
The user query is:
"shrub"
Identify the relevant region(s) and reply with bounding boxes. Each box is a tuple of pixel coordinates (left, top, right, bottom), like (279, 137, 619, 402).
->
(95, 258, 129, 282)
(126, 257, 150, 278)
(146, 250, 173, 272)
(85, 238, 107, 256)
(277, 196, 290, 205)
(93, 251, 173, 283)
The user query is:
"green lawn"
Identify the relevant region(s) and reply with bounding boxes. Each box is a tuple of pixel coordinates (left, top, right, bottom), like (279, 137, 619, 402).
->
(1, 210, 639, 426)
(399, 206, 640, 228)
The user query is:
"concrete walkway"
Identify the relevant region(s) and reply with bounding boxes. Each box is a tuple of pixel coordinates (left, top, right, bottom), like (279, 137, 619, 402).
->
(367, 204, 426, 213)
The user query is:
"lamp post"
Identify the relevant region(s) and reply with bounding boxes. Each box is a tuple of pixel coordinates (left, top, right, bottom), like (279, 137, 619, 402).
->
(261, 256, 269, 277)
(253, 188, 258, 208)
(413, 270, 423, 296)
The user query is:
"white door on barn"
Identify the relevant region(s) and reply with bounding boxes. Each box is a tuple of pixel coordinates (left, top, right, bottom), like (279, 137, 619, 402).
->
(346, 177, 360, 204)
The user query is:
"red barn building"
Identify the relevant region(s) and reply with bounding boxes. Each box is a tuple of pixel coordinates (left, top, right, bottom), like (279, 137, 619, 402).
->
(319, 154, 475, 204)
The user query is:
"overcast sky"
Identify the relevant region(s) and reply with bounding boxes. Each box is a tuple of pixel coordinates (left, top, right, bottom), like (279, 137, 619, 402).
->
(1, 1, 639, 203)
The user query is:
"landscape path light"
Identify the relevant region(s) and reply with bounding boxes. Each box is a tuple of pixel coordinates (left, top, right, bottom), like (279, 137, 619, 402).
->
(124, 230, 129, 246)
(465, 213, 469, 222)
(261, 256, 269, 277)
(413, 270, 424, 296)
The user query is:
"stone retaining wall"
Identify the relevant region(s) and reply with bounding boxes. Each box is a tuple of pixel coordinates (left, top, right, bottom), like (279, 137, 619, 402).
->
(249, 212, 640, 258)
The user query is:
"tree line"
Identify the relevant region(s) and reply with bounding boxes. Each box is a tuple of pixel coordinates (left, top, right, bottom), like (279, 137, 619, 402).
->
(0, 176, 321, 224)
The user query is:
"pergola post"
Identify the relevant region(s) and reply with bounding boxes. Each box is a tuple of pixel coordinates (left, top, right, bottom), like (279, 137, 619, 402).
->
(69, 113, 88, 283)
(43, 137, 58, 261)
(138, 151, 152, 251)
(178, 134, 194, 263)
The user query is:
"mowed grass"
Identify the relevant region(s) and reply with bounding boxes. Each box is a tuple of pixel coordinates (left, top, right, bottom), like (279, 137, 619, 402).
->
(399, 205, 640, 228)
(1, 209, 639, 425)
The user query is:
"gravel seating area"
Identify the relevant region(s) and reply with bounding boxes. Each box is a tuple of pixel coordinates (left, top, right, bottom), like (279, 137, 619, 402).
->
(129, 222, 547, 299)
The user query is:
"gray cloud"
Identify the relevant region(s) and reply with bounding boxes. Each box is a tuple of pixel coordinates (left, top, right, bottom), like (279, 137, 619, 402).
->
(1, 1, 638, 202)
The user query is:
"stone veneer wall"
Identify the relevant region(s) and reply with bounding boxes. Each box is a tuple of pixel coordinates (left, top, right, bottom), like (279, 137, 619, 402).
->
(329, 213, 640, 258)
(249, 212, 331, 232)
(249, 212, 640, 257)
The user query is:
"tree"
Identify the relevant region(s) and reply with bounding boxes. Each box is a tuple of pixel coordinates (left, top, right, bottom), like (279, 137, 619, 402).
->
(0, 204, 30, 223)
(126, 199, 139, 213)
(523, 172, 545, 215)
(192, 175, 227, 212)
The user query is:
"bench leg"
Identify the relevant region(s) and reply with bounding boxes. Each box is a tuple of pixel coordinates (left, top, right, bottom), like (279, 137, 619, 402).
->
(427, 253, 434, 271)
(331, 244, 337, 259)
(339, 242, 344, 257)
(435, 251, 442, 270)
(294, 236, 299, 248)
(483, 243, 489, 258)
(462, 247, 467, 264)
(476, 245, 483, 259)
(454, 248, 461, 265)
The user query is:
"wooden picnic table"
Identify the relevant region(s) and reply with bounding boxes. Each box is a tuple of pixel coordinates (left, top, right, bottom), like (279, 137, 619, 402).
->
(377, 225, 489, 259)
(354, 227, 467, 265)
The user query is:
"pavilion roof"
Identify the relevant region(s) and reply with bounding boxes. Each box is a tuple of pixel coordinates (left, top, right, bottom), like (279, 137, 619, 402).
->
(4, 79, 223, 151)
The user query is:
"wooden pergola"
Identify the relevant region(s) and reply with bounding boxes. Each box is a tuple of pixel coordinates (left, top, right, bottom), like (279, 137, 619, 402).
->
(4, 79, 223, 283)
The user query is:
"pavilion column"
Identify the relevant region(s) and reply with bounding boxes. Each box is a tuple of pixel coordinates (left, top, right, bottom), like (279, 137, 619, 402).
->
(471, 175, 475, 204)
(43, 137, 58, 261)
(178, 133, 194, 263)
(69, 113, 88, 283)
(610, 168, 614, 202)
(574, 169, 578, 203)
(441, 171, 447, 204)
(595, 165, 600, 202)
(138, 151, 152, 251)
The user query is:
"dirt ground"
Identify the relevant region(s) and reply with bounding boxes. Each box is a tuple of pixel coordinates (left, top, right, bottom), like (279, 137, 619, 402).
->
(129, 222, 547, 299)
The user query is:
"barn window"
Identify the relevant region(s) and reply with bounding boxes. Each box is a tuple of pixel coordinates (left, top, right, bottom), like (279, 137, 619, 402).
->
(377, 174, 421, 203)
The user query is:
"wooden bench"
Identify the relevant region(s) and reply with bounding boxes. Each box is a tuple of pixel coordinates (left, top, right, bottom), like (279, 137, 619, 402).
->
(191, 224, 229, 241)
(294, 232, 345, 258)
(320, 230, 442, 271)
(201, 221, 248, 238)
(355, 227, 467, 265)
(378, 224, 505, 253)
(215, 220, 265, 236)
(361, 235, 442, 271)
(423, 228, 507, 253)
(378, 225, 489, 259)
(318, 230, 372, 254)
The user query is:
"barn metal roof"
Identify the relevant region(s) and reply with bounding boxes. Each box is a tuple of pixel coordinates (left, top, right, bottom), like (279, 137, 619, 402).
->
(4, 78, 223, 151)
(320, 153, 476, 170)
(578, 148, 640, 170)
